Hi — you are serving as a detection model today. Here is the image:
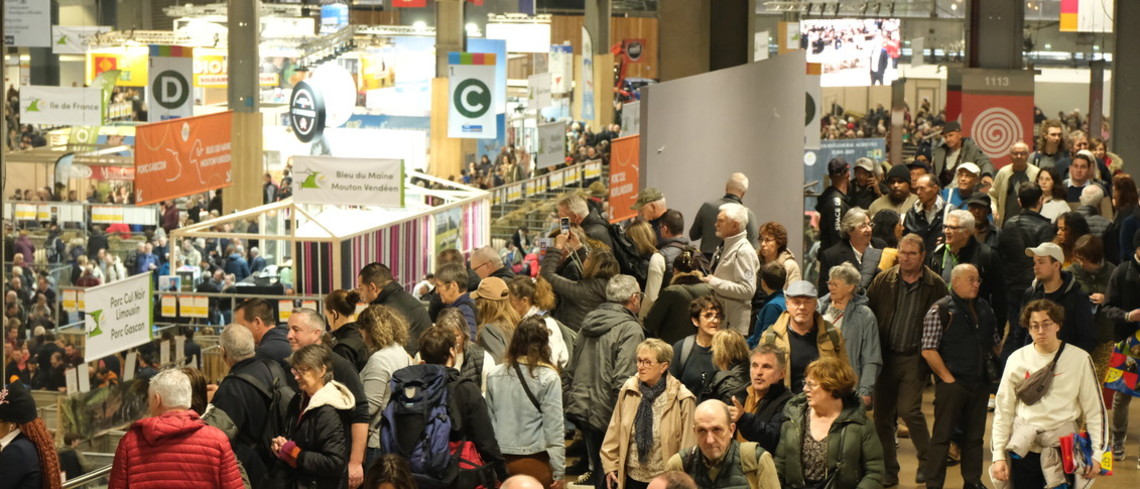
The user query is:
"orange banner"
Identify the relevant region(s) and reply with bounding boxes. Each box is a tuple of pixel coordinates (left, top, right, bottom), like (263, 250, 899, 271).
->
(134, 111, 233, 205)
(608, 135, 640, 223)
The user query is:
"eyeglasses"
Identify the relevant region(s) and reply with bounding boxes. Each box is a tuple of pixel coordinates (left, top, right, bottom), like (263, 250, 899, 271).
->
(943, 225, 965, 231)
(700, 311, 724, 320)
(291, 367, 310, 377)
(472, 262, 490, 271)
(1027, 320, 1056, 332)
(636, 359, 660, 367)
(804, 380, 820, 390)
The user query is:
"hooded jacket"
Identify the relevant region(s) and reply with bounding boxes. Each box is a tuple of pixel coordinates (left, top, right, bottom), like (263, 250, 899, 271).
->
(817, 294, 882, 397)
(273, 381, 356, 489)
(600, 375, 697, 489)
(566, 302, 647, 431)
(700, 361, 750, 405)
(109, 410, 245, 489)
(774, 394, 885, 489)
(644, 279, 711, 345)
(541, 247, 609, 331)
(1021, 270, 1096, 352)
(373, 281, 432, 356)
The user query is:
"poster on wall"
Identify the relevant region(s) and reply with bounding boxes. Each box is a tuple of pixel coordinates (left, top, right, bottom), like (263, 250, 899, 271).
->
(134, 111, 233, 205)
(52, 25, 112, 54)
(536, 121, 566, 169)
(435, 207, 463, 254)
(801, 18, 901, 87)
(960, 69, 1035, 169)
(621, 101, 640, 137)
(754, 31, 770, 62)
(623, 39, 646, 63)
(147, 45, 195, 121)
(804, 138, 885, 208)
(581, 27, 596, 122)
(550, 44, 573, 94)
(609, 135, 640, 223)
(528, 72, 552, 109)
(448, 52, 498, 139)
(5, 0, 51, 47)
(291, 156, 405, 207)
(20, 86, 104, 126)
(84, 273, 154, 362)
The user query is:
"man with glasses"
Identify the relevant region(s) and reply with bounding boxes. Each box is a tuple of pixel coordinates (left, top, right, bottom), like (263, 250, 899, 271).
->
(470, 246, 515, 281)
(927, 210, 1007, 331)
(757, 281, 847, 394)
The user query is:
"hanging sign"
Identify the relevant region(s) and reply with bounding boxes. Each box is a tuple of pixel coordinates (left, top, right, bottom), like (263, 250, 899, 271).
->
(20, 86, 103, 126)
(536, 121, 566, 169)
(147, 45, 194, 121)
(960, 69, 1035, 169)
(52, 25, 111, 54)
(581, 27, 595, 122)
(84, 273, 154, 362)
(623, 39, 645, 63)
(292, 156, 406, 207)
(5, 0, 51, 47)
(290, 80, 326, 143)
(134, 111, 233, 205)
(609, 135, 640, 223)
(448, 52, 498, 139)
(528, 72, 552, 109)
(550, 44, 573, 94)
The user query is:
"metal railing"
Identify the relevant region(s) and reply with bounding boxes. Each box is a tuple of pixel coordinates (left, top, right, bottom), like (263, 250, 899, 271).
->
(489, 160, 605, 212)
(63, 464, 112, 489)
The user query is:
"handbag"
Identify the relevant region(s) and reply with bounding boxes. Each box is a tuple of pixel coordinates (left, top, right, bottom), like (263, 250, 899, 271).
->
(1014, 342, 1065, 405)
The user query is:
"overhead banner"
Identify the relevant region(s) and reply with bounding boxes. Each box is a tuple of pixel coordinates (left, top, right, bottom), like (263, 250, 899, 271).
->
(5, 0, 51, 47)
(193, 51, 279, 87)
(536, 121, 566, 169)
(528, 72, 552, 109)
(134, 111, 233, 205)
(147, 45, 194, 121)
(1060, 0, 1114, 33)
(447, 52, 498, 139)
(609, 135, 640, 223)
(52, 25, 111, 54)
(581, 26, 596, 122)
(960, 69, 1035, 169)
(84, 273, 154, 362)
(292, 156, 405, 207)
(69, 69, 121, 146)
(88, 47, 150, 87)
(550, 44, 573, 94)
(20, 86, 103, 126)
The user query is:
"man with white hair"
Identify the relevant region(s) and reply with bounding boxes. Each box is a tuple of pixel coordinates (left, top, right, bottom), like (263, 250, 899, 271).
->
(1076, 184, 1112, 240)
(691, 173, 758, 259)
(702, 203, 759, 333)
(249, 247, 267, 273)
(926, 209, 1007, 330)
(110, 369, 244, 489)
(816, 207, 882, 292)
(470, 246, 515, 281)
(558, 194, 612, 250)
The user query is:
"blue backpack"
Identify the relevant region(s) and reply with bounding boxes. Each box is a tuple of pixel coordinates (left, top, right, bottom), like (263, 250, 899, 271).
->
(380, 364, 457, 489)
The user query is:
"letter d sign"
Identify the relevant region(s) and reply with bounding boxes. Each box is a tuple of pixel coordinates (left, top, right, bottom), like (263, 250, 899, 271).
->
(152, 70, 190, 110)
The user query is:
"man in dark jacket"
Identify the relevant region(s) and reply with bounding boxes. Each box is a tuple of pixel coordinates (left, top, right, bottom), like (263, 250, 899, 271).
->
(566, 275, 646, 488)
(729, 343, 792, 454)
(691, 173, 758, 258)
(964, 194, 999, 249)
(225, 249, 251, 281)
(470, 246, 515, 282)
(904, 175, 947, 254)
(997, 182, 1055, 362)
(921, 264, 1000, 489)
(931, 121, 995, 188)
(235, 298, 291, 371)
(558, 194, 612, 250)
(436, 263, 477, 337)
(927, 209, 1006, 329)
(816, 159, 853, 252)
(357, 262, 432, 355)
(86, 225, 109, 260)
(1104, 230, 1140, 459)
(1019, 243, 1096, 353)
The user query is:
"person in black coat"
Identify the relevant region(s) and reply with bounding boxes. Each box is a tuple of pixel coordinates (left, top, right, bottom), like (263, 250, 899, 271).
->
(0, 381, 61, 489)
(357, 263, 431, 356)
(203, 325, 276, 485)
(997, 183, 1056, 362)
(817, 207, 883, 292)
(729, 344, 793, 455)
(927, 210, 1007, 330)
(816, 159, 854, 252)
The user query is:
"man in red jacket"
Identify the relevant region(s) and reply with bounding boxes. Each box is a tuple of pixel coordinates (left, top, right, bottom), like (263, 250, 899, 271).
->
(109, 369, 245, 489)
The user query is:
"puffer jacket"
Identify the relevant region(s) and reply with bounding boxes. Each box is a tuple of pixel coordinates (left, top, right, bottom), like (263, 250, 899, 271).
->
(541, 247, 608, 331)
(110, 410, 245, 489)
(566, 302, 647, 431)
(270, 381, 355, 489)
(775, 394, 885, 489)
(817, 293, 882, 397)
(600, 375, 697, 489)
(699, 361, 749, 404)
(644, 279, 711, 345)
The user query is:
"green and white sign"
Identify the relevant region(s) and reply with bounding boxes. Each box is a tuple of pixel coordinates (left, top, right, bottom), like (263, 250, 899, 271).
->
(292, 156, 406, 208)
(52, 25, 111, 54)
(84, 273, 154, 362)
(447, 52, 498, 139)
(20, 86, 104, 126)
(147, 45, 194, 121)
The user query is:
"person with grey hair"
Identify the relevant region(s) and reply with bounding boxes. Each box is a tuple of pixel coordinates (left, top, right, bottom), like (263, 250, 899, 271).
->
(691, 173, 759, 258)
(817, 207, 882, 293)
(927, 209, 1007, 330)
(565, 274, 646, 489)
(250, 246, 267, 273)
(1076, 184, 1112, 240)
(471, 246, 514, 281)
(702, 203, 759, 334)
(665, 399, 779, 489)
(729, 344, 793, 454)
(111, 368, 245, 489)
(558, 194, 613, 250)
(905, 174, 948, 254)
(818, 262, 882, 408)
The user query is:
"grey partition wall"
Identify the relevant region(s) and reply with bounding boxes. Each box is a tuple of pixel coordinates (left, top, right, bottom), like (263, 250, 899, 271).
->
(641, 51, 808, 264)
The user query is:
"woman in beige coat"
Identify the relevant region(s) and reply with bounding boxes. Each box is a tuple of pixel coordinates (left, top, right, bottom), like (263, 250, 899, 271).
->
(600, 338, 697, 489)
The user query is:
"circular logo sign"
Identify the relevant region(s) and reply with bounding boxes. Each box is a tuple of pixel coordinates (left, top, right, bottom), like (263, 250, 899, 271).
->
(626, 41, 643, 61)
(151, 70, 190, 110)
(290, 81, 326, 143)
(453, 78, 491, 119)
(970, 108, 1022, 158)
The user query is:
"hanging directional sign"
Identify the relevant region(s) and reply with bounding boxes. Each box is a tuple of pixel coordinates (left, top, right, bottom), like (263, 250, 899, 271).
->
(147, 45, 194, 121)
(290, 80, 326, 143)
(448, 52, 498, 139)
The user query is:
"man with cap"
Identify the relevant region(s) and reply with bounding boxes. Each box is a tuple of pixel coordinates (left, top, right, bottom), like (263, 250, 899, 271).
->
(963, 194, 1000, 249)
(816, 158, 854, 252)
(868, 164, 918, 219)
(927, 209, 1007, 331)
(632, 187, 673, 244)
(1018, 242, 1096, 352)
(931, 121, 994, 189)
(757, 281, 848, 394)
(587, 180, 607, 216)
(0, 381, 61, 488)
(691, 173, 758, 260)
(988, 141, 1039, 227)
(852, 157, 888, 210)
(941, 162, 982, 211)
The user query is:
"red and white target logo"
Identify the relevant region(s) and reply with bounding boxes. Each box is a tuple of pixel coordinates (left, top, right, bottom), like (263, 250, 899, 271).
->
(971, 107, 1022, 157)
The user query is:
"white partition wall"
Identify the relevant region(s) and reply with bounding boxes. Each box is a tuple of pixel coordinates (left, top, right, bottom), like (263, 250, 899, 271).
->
(640, 52, 808, 261)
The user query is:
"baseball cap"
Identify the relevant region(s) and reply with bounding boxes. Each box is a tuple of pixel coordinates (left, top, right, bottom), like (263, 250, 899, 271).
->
(1025, 242, 1064, 264)
(854, 157, 876, 172)
(827, 158, 850, 176)
(957, 162, 981, 176)
(470, 277, 509, 301)
(786, 280, 818, 298)
(631, 187, 664, 210)
(907, 160, 932, 172)
(964, 193, 992, 210)
(886, 165, 910, 183)
(942, 121, 962, 134)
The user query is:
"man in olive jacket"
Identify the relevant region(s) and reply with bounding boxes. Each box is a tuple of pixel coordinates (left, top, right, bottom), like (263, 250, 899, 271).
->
(757, 281, 848, 394)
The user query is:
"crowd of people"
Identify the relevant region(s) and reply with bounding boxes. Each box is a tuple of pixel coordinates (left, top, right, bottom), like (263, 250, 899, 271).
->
(456, 122, 619, 190)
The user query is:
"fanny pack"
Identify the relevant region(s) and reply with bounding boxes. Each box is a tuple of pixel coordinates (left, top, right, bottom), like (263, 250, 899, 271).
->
(1014, 342, 1065, 405)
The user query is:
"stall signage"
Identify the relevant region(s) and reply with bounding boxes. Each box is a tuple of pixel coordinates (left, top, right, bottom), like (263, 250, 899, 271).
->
(292, 156, 405, 207)
(447, 52, 498, 139)
(609, 135, 640, 223)
(194, 52, 279, 87)
(5, 0, 51, 47)
(19, 86, 103, 126)
(550, 45, 573, 94)
(624, 39, 645, 63)
(134, 111, 233, 205)
(290, 80, 326, 143)
(84, 273, 154, 362)
(536, 121, 565, 169)
(581, 27, 595, 121)
(147, 45, 194, 121)
(52, 25, 111, 54)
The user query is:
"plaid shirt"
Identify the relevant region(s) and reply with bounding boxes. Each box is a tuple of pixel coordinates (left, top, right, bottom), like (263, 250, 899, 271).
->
(920, 298, 1002, 350)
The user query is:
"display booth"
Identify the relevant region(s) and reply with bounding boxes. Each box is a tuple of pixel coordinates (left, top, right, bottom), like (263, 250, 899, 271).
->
(170, 172, 489, 296)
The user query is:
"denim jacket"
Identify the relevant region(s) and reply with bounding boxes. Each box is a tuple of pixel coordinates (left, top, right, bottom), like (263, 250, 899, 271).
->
(485, 361, 566, 479)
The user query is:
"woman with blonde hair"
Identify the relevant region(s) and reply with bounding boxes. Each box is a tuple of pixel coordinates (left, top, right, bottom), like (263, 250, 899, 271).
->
(473, 277, 521, 363)
(700, 329, 751, 404)
(435, 308, 496, 390)
(356, 305, 412, 464)
(507, 276, 571, 368)
(626, 220, 666, 313)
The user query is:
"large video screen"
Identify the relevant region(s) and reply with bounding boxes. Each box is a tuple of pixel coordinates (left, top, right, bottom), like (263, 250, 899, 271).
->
(801, 18, 901, 87)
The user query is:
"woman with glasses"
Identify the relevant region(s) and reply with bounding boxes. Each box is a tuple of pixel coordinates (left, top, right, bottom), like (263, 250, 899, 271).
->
(600, 338, 696, 489)
(817, 262, 882, 409)
(990, 299, 1106, 489)
(758, 222, 802, 289)
(670, 296, 725, 396)
(775, 356, 885, 489)
(270, 344, 355, 489)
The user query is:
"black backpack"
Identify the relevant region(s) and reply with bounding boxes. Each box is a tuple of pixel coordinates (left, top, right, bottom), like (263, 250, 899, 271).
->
(226, 360, 297, 463)
(606, 223, 649, 286)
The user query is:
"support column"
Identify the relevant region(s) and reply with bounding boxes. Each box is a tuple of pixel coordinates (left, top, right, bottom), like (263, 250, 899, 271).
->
(226, 0, 263, 214)
(709, 0, 748, 71)
(658, 0, 710, 81)
(434, 0, 465, 78)
(964, 0, 1023, 70)
(584, 0, 613, 129)
(430, 0, 465, 179)
(1112, 0, 1140, 175)
(28, 1, 60, 86)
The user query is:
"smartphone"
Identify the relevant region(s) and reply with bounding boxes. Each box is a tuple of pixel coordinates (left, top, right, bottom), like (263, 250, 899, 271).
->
(559, 217, 571, 234)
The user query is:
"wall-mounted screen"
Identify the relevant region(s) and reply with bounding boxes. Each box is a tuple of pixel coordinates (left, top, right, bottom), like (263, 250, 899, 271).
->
(801, 18, 901, 87)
